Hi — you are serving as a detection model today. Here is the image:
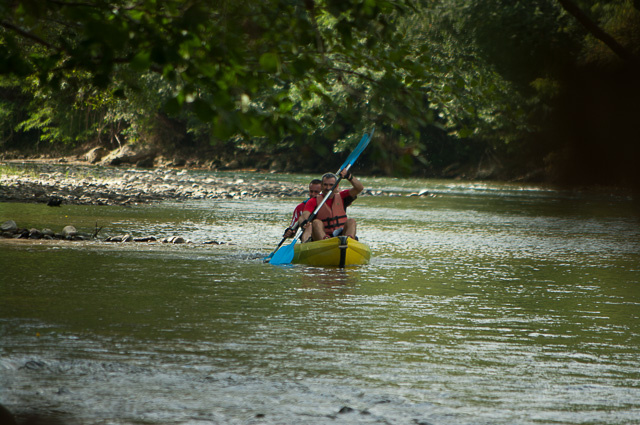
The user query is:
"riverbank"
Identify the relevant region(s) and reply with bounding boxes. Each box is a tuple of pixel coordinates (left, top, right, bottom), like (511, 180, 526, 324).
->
(0, 155, 421, 207)
(0, 158, 432, 244)
(0, 160, 307, 206)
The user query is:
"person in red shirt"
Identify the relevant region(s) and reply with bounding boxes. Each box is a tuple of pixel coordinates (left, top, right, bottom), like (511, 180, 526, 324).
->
(283, 179, 322, 238)
(298, 169, 364, 242)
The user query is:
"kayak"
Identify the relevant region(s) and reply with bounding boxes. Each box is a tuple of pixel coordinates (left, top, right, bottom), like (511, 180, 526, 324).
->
(292, 236, 371, 267)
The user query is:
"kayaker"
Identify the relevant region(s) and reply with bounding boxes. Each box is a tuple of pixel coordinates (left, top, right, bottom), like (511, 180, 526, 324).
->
(298, 169, 364, 241)
(283, 179, 322, 238)
(284, 178, 357, 239)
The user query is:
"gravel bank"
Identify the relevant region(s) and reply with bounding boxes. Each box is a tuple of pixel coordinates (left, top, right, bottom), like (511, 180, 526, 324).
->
(1, 162, 306, 206)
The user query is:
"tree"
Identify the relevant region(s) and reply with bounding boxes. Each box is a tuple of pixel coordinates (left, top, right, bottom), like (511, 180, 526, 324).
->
(0, 1, 429, 142)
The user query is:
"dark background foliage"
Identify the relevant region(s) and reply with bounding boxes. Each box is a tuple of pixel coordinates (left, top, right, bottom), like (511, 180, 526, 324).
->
(1, 0, 639, 188)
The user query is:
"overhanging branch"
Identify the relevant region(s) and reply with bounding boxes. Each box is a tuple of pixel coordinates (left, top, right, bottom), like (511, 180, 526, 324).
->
(0, 21, 58, 51)
(557, 0, 639, 66)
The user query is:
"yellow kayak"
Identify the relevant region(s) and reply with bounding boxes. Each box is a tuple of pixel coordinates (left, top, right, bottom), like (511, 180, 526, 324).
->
(292, 236, 371, 267)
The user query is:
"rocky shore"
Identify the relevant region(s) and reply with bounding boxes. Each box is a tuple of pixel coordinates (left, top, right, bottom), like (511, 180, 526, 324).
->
(0, 160, 309, 244)
(0, 219, 225, 244)
(1, 162, 306, 206)
(0, 158, 406, 206)
(1, 158, 430, 244)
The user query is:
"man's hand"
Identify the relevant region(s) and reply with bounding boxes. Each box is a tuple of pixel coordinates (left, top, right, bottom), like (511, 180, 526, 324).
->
(339, 169, 363, 197)
(338, 169, 352, 180)
(298, 211, 311, 228)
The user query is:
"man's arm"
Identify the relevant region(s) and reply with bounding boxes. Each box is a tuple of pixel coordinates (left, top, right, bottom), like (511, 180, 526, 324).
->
(339, 169, 363, 198)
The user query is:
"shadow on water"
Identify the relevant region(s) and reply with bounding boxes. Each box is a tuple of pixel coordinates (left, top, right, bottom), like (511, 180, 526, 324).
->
(1, 403, 69, 425)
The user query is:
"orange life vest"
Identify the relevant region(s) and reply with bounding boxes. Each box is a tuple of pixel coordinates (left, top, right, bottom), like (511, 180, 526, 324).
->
(314, 192, 348, 236)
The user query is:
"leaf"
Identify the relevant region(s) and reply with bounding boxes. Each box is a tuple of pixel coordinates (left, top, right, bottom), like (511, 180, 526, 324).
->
(457, 127, 474, 138)
(130, 50, 151, 71)
(164, 98, 181, 116)
(213, 114, 235, 140)
(192, 98, 214, 121)
(336, 19, 353, 47)
(279, 99, 293, 113)
(259, 52, 280, 73)
(112, 88, 126, 99)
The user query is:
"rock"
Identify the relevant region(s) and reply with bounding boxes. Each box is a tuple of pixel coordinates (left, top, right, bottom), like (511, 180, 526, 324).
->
(170, 158, 187, 167)
(1, 220, 17, 232)
(105, 234, 132, 242)
(135, 157, 155, 168)
(47, 196, 63, 206)
(224, 159, 240, 169)
(133, 236, 157, 242)
(408, 189, 431, 197)
(29, 228, 43, 239)
(100, 145, 156, 166)
(85, 146, 107, 163)
(133, 236, 158, 242)
(153, 155, 170, 168)
(62, 225, 77, 238)
(100, 146, 136, 166)
(20, 360, 46, 370)
(42, 228, 55, 237)
(163, 236, 185, 244)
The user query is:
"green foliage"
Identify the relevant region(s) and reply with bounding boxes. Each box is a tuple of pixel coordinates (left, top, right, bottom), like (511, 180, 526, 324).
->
(1, 1, 427, 142)
(1, 0, 638, 184)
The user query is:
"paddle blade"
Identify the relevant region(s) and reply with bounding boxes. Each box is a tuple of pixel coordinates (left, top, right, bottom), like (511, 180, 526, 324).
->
(340, 131, 370, 170)
(340, 128, 374, 170)
(269, 239, 297, 265)
(262, 252, 275, 262)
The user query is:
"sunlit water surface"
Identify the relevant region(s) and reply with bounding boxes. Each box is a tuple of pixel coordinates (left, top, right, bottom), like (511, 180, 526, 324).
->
(1, 173, 639, 425)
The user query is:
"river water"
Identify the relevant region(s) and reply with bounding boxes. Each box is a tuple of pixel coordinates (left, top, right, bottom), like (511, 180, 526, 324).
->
(1, 173, 639, 425)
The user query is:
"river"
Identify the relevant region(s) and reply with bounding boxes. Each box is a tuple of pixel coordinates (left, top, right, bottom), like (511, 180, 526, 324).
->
(1, 173, 639, 425)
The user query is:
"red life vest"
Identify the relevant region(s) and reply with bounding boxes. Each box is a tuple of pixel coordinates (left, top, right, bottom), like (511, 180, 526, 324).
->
(314, 192, 348, 236)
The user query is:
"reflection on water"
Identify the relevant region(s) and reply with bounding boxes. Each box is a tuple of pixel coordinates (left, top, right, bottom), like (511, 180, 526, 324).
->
(1, 175, 639, 425)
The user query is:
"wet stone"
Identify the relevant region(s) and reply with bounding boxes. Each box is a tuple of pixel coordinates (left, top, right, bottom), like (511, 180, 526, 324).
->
(62, 225, 77, 238)
(133, 236, 157, 242)
(1, 220, 17, 232)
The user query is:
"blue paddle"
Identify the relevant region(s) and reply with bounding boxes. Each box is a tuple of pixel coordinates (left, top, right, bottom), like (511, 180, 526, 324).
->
(262, 222, 299, 262)
(269, 128, 373, 266)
